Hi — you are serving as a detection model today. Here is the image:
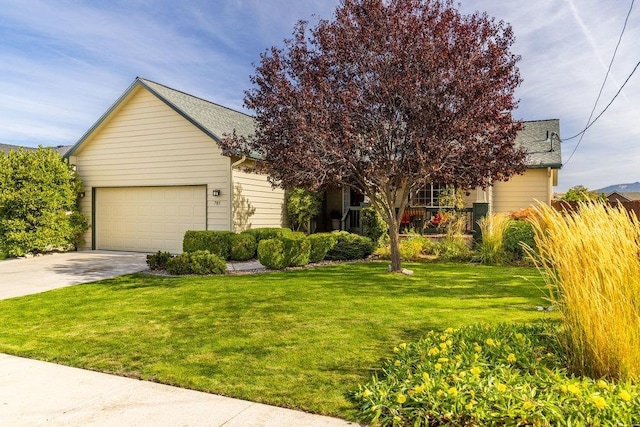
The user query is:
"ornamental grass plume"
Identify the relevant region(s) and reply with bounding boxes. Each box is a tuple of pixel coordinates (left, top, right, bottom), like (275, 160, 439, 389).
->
(476, 213, 512, 264)
(528, 202, 640, 381)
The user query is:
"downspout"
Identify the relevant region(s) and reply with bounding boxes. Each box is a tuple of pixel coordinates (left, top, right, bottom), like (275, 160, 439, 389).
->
(230, 156, 247, 231)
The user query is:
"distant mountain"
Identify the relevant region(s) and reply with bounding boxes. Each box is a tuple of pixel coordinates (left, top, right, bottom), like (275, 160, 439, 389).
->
(596, 182, 640, 194)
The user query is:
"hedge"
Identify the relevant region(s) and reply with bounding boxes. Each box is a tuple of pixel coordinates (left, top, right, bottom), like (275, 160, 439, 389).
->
(242, 228, 293, 244)
(307, 233, 338, 263)
(257, 239, 288, 270)
(183, 230, 235, 259)
(229, 233, 257, 261)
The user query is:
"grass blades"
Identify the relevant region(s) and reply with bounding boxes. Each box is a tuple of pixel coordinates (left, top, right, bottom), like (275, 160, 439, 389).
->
(0, 262, 549, 419)
(530, 202, 640, 381)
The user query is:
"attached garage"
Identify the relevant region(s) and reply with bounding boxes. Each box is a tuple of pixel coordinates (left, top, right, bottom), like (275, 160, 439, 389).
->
(64, 77, 286, 253)
(94, 186, 206, 253)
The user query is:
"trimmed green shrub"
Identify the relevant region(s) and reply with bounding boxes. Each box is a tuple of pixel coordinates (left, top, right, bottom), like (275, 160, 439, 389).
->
(146, 251, 173, 270)
(307, 233, 338, 263)
(289, 231, 307, 240)
(166, 250, 226, 275)
(325, 231, 375, 261)
(257, 239, 288, 270)
(183, 230, 235, 259)
(0, 147, 89, 256)
(352, 323, 640, 426)
(229, 233, 257, 261)
(286, 188, 321, 232)
(242, 228, 293, 244)
(282, 236, 311, 267)
(503, 219, 536, 261)
(361, 206, 387, 246)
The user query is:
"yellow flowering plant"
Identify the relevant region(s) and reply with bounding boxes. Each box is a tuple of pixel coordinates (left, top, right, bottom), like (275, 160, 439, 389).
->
(352, 323, 640, 426)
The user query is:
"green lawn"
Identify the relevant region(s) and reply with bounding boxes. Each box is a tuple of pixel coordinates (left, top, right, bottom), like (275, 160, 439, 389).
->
(0, 261, 552, 420)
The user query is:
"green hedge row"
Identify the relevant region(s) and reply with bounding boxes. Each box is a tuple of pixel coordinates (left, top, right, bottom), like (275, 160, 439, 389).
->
(181, 228, 374, 269)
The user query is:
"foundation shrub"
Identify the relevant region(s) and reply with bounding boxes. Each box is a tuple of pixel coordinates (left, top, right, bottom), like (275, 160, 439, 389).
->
(165, 250, 226, 275)
(229, 233, 258, 261)
(307, 233, 338, 263)
(182, 230, 234, 259)
(146, 251, 173, 270)
(325, 231, 375, 261)
(503, 219, 536, 262)
(282, 236, 311, 267)
(242, 228, 293, 243)
(257, 239, 287, 270)
(353, 323, 640, 426)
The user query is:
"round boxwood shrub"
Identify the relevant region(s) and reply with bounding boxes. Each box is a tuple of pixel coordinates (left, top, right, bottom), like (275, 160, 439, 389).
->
(242, 228, 293, 244)
(307, 233, 338, 263)
(282, 236, 311, 267)
(166, 250, 226, 275)
(325, 231, 375, 261)
(230, 233, 257, 261)
(257, 238, 287, 270)
(503, 220, 536, 261)
(182, 230, 235, 259)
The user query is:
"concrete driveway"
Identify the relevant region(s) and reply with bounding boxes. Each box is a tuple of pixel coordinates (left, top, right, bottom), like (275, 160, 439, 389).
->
(0, 250, 149, 300)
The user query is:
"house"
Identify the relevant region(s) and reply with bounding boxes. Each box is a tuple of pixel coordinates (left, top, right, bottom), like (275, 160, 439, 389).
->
(605, 191, 640, 203)
(66, 77, 561, 253)
(65, 77, 285, 253)
(328, 119, 562, 232)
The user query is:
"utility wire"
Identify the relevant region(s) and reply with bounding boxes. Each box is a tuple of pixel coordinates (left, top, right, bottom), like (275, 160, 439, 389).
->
(563, 0, 635, 165)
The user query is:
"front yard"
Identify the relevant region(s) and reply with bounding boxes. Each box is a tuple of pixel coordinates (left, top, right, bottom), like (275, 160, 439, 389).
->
(0, 261, 551, 420)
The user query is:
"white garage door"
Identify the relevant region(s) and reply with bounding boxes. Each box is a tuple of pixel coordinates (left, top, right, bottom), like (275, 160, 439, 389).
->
(95, 186, 207, 253)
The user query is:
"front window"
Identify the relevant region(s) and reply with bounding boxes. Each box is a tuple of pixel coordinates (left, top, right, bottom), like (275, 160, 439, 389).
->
(411, 184, 444, 207)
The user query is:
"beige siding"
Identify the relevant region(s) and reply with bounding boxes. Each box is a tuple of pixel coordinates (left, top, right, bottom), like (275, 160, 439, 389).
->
(231, 169, 285, 231)
(491, 168, 552, 214)
(72, 86, 232, 250)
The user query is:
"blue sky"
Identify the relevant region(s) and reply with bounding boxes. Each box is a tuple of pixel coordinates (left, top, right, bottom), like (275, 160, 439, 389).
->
(0, 0, 638, 191)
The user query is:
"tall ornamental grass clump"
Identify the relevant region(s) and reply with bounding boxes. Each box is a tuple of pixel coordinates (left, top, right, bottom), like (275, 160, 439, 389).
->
(529, 202, 640, 381)
(475, 213, 511, 264)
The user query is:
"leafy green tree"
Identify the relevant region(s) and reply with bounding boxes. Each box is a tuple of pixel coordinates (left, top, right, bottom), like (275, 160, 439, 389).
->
(561, 185, 604, 202)
(286, 188, 322, 232)
(0, 147, 88, 256)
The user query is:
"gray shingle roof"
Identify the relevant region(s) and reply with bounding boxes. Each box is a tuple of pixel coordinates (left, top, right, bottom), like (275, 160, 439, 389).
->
(0, 143, 35, 154)
(138, 78, 255, 141)
(516, 119, 562, 168)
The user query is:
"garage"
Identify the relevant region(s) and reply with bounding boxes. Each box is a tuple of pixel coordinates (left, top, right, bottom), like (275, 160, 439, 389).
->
(95, 186, 207, 253)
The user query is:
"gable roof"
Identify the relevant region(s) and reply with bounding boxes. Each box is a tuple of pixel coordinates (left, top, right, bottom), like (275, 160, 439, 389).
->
(607, 191, 640, 201)
(65, 77, 255, 158)
(516, 119, 562, 169)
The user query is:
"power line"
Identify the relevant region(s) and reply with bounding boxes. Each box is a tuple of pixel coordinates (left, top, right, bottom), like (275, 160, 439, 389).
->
(564, 0, 635, 166)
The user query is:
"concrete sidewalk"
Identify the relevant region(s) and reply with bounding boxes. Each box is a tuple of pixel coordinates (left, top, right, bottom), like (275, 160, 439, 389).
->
(0, 354, 356, 426)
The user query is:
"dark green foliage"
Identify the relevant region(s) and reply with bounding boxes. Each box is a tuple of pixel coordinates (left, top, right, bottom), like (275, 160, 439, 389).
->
(361, 206, 387, 247)
(230, 233, 258, 261)
(182, 230, 235, 259)
(325, 231, 374, 261)
(257, 239, 288, 270)
(242, 228, 293, 244)
(503, 220, 536, 261)
(0, 147, 88, 256)
(307, 233, 338, 263)
(146, 251, 173, 270)
(166, 250, 226, 275)
(282, 237, 311, 267)
(286, 188, 322, 232)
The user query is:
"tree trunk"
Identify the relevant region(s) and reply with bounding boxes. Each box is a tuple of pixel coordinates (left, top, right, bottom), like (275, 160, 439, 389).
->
(388, 218, 402, 272)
